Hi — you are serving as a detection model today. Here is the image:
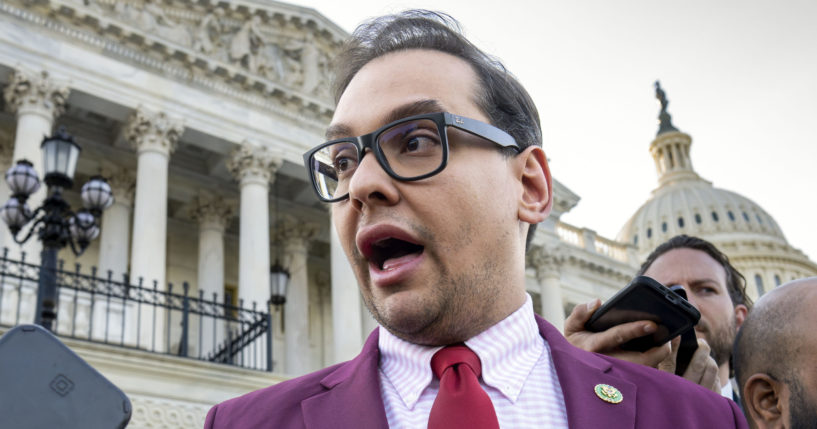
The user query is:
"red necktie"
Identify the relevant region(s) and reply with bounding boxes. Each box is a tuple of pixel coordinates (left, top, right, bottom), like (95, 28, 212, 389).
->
(428, 345, 500, 429)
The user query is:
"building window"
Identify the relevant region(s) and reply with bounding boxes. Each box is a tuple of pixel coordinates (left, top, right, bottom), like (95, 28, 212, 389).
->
(755, 274, 765, 295)
(743, 212, 750, 222)
(661, 222, 667, 233)
(774, 275, 781, 286)
(633, 234, 638, 245)
(678, 217, 685, 228)
(224, 284, 239, 319)
(712, 211, 719, 222)
(647, 228, 652, 238)
(695, 213, 702, 224)
(728, 211, 735, 221)
(756, 214, 763, 224)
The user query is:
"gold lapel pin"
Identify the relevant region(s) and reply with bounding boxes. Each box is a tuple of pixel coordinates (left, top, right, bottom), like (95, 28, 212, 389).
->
(594, 384, 623, 404)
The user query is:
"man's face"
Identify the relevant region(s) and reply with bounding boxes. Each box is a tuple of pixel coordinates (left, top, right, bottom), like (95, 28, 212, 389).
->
(643, 248, 745, 367)
(329, 49, 529, 345)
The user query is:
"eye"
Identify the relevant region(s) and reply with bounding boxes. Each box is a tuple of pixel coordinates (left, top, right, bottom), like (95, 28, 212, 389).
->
(402, 134, 440, 154)
(378, 119, 443, 161)
(396, 123, 441, 155)
(330, 145, 359, 177)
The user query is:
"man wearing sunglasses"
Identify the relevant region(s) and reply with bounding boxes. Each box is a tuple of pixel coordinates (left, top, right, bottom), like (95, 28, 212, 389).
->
(205, 10, 747, 429)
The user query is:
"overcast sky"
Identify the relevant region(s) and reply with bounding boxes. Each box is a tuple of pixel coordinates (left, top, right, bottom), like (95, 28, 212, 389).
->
(287, 0, 817, 262)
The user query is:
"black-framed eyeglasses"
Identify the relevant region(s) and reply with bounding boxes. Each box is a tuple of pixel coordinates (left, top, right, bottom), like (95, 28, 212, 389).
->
(303, 112, 519, 202)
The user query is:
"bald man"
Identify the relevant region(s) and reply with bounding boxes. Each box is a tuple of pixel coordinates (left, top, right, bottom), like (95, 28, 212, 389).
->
(733, 277, 817, 428)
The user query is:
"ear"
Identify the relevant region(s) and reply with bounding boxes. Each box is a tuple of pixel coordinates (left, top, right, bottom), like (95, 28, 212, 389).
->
(734, 304, 749, 331)
(515, 146, 552, 224)
(743, 373, 786, 429)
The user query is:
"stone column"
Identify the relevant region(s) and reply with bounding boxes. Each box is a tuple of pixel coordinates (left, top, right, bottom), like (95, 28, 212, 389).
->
(0, 133, 14, 251)
(189, 193, 233, 356)
(528, 245, 565, 332)
(3, 69, 69, 260)
(126, 107, 183, 350)
(92, 165, 135, 342)
(330, 219, 364, 363)
(278, 217, 318, 376)
(226, 142, 281, 310)
(0, 133, 14, 323)
(97, 166, 135, 278)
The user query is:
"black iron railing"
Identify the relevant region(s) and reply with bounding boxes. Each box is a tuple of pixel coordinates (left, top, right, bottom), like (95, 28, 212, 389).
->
(0, 248, 273, 371)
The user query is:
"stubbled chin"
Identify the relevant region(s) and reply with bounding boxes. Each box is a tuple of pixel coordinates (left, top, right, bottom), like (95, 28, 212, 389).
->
(369, 289, 437, 336)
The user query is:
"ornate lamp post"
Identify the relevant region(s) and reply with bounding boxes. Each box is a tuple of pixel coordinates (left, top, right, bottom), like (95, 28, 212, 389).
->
(269, 261, 289, 307)
(269, 172, 289, 307)
(0, 127, 113, 331)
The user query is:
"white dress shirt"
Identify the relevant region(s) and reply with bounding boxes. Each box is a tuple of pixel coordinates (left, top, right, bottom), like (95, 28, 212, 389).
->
(378, 295, 569, 428)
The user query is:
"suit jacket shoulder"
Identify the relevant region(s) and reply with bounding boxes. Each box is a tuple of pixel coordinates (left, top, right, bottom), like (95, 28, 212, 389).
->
(204, 362, 343, 429)
(204, 317, 748, 429)
(204, 331, 386, 429)
(536, 315, 748, 429)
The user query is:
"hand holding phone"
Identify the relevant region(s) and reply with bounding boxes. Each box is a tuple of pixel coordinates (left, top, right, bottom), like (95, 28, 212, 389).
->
(584, 276, 701, 353)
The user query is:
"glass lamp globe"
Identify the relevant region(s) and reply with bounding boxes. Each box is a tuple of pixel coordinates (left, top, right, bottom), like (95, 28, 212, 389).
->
(81, 176, 114, 213)
(5, 160, 40, 199)
(269, 262, 290, 306)
(41, 127, 81, 189)
(69, 210, 100, 245)
(0, 197, 32, 232)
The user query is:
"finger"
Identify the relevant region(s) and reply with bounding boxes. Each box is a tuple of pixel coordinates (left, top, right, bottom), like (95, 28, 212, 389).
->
(584, 320, 658, 352)
(613, 341, 672, 368)
(692, 339, 721, 394)
(699, 359, 720, 394)
(657, 336, 681, 373)
(682, 339, 720, 392)
(682, 340, 709, 382)
(564, 299, 601, 335)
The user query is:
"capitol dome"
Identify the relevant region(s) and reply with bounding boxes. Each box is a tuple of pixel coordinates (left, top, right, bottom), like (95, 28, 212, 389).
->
(618, 131, 787, 251)
(618, 83, 817, 300)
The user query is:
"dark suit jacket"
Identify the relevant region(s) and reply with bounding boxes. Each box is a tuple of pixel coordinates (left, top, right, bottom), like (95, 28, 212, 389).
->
(205, 315, 748, 428)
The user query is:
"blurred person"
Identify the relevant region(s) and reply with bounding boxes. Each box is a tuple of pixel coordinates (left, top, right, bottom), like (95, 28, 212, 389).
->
(567, 235, 751, 399)
(734, 277, 817, 429)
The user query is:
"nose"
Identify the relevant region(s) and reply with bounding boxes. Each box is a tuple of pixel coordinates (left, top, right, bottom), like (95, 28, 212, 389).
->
(347, 151, 400, 212)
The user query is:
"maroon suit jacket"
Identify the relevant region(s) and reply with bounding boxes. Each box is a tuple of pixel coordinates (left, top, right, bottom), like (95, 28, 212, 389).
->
(205, 316, 748, 428)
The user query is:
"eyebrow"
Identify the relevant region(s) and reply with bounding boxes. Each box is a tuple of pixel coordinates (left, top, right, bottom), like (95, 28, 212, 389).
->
(324, 99, 447, 141)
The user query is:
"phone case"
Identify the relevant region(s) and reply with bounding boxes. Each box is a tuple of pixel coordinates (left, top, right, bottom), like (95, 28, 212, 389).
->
(0, 324, 132, 429)
(585, 276, 701, 352)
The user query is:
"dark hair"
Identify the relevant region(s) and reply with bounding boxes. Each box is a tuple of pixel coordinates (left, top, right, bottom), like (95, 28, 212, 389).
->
(637, 235, 753, 309)
(332, 10, 544, 249)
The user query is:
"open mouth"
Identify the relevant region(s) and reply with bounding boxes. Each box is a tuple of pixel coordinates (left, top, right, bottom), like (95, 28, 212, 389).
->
(370, 237, 424, 271)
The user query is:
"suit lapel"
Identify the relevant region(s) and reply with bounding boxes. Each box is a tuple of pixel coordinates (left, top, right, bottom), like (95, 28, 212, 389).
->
(301, 329, 389, 429)
(536, 316, 637, 429)
(301, 317, 638, 428)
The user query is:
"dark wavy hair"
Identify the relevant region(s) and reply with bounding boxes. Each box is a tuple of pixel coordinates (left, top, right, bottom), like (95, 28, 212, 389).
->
(637, 235, 753, 309)
(332, 10, 544, 248)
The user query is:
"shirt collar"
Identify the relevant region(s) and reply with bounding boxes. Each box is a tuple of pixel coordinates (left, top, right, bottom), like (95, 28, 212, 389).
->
(466, 295, 544, 402)
(378, 294, 543, 408)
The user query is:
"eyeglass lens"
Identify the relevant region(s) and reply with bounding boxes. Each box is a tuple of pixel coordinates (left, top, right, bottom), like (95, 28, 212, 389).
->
(309, 118, 444, 200)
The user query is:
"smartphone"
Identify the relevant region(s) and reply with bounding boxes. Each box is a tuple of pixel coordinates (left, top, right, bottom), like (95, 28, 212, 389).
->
(585, 276, 700, 352)
(0, 324, 132, 429)
(668, 285, 699, 376)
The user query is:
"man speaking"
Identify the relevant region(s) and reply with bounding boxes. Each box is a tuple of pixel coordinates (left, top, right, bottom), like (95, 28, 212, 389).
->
(205, 10, 747, 428)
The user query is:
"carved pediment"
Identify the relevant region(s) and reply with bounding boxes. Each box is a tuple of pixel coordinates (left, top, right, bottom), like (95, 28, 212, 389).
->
(5, 0, 347, 122)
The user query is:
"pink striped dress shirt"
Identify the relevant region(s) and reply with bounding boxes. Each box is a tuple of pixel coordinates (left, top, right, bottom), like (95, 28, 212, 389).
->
(378, 295, 569, 428)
